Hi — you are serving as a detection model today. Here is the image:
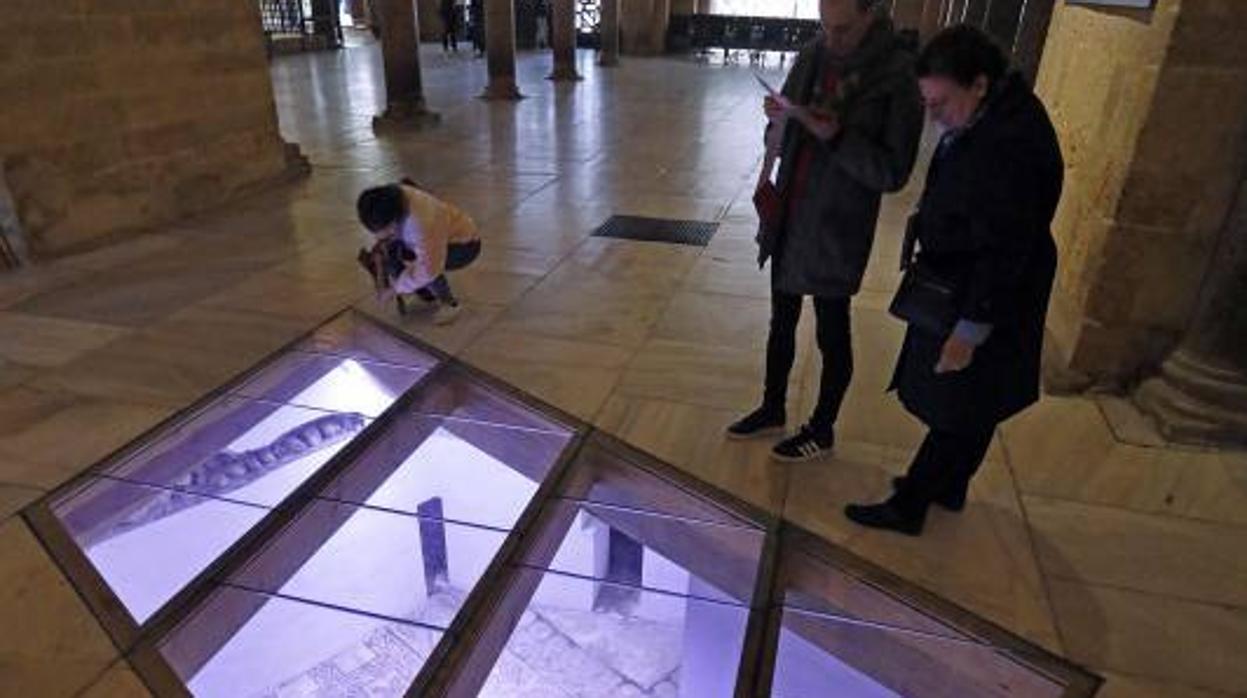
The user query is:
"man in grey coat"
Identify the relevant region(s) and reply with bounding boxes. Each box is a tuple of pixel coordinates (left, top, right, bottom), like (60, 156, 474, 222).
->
(727, 0, 924, 462)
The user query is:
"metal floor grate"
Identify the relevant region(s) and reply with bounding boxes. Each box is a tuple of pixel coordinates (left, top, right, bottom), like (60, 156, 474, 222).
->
(591, 215, 719, 247)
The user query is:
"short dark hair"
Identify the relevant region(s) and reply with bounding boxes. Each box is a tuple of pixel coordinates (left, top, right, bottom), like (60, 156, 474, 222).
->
(357, 185, 405, 232)
(916, 25, 1008, 89)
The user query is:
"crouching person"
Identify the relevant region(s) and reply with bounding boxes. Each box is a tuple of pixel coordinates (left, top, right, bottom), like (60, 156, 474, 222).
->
(356, 179, 482, 325)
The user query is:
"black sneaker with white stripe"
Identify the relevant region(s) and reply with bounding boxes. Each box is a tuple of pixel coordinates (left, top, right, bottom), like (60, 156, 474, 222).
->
(771, 427, 834, 463)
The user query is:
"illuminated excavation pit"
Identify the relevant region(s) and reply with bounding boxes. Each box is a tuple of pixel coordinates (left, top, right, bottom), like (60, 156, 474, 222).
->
(24, 312, 1102, 698)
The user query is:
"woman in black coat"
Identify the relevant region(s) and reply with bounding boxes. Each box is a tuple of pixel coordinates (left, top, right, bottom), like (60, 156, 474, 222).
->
(845, 26, 1064, 535)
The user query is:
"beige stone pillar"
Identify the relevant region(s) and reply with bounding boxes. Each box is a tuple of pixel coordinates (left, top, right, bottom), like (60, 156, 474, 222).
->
(374, 0, 440, 128)
(549, 0, 582, 80)
(482, 0, 523, 99)
(1034, 0, 1247, 388)
(599, 0, 621, 65)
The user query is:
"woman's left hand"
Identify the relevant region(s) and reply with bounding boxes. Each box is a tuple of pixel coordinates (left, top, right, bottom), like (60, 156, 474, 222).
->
(935, 335, 976, 374)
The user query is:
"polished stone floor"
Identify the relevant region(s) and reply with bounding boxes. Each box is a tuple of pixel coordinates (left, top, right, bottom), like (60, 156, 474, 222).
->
(1, 41, 1246, 697)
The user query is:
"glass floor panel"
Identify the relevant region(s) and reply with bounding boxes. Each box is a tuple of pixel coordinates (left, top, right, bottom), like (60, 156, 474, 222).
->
(52, 477, 269, 623)
(26, 312, 1098, 698)
(298, 312, 442, 369)
(229, 499, 508, 625)
(160, 585, 445, 698)
(98, 396, 369, 508)
(476, 569, 750, 698)
(771, 607, 1066, 698)
(318, 414, 572, 531)
(524, 499, 764, 604)
(232, 351, 427, 417)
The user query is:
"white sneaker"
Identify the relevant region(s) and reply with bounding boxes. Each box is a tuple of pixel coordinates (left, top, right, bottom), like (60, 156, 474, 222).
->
(432, 302, 462, 325)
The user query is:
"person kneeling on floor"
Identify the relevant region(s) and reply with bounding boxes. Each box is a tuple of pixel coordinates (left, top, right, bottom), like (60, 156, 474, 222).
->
(356, 178, 482, 325)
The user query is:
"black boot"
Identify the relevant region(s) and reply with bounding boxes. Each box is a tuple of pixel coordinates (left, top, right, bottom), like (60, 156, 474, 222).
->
(891, 476, 967, 512)
(844, 501, 925, 536)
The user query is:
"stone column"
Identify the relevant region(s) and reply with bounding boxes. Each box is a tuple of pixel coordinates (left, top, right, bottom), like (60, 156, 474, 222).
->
(482, 0, 523, 99)
(1011, 0, 1056, 82)
(374, 0, 441, 128)
(549, 0, 582, 80)
(1136, 177, 1247, 446)
(983, 0, 1025, 56)
(599, 0, 621, 66)
(918, 0, 944, 41)
(892, 0, 926, 33)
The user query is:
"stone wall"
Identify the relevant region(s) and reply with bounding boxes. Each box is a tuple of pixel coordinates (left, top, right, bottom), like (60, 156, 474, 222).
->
(0, 0, 304, 259)
(1035, 0, 1247, 386)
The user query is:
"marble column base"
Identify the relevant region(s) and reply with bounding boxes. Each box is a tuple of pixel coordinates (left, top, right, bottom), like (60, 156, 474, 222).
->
(480, 80, 524, 100)
(547, 65, 583, 81)
(1134, 348, 1247, 447)
(372, 100, 441, 130)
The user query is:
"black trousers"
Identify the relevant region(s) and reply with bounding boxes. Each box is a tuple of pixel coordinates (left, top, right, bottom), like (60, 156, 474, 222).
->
(422, 239, 481, 302)
(764, 291, 853, 438)
(891, 426, 995, 518)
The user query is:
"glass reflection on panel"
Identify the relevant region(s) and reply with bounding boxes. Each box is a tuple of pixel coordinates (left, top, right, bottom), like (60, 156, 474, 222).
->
(771, 608, 1066, 698)
(230, 500, 508, 625)
(322, 415, 572, 531)
(477, 570, 749, 698)
(401, 368, 574, 435)
(560, 439, 759, 529)
(233, 351, 425, 417)
(299, 313, 441, 369)
(528, 501, 763, 604)
(52, 478, 269, 623)
(100, 397, 369, 508)
(161, 586, 443, 698)
(781, 547, 971, 643)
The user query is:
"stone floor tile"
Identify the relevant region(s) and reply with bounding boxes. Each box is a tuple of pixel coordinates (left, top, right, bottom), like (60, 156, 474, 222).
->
(54, 234, 184, 274)
(615, 339, 768, 412)
(0, 386, 176, 488)
(0, 312, 130, 368)
(201, 269, 366, 324)
(681, 256, 771, 300)
(78, 661, 153, 698)
(0, 519, 118, 697)
(1024, 495, 1247, 607)
(449, 267, 545, 306)
(594, 394, 789, 514)
(0, 483, 42, 523)
(650, 290, 776, 351)
(1002, 395, 1247, 526)
(559, 237, 702, 292)
(356, 299, 505, 357)
(461, 330, 633, 420)
(1048, 579, 1247, 693)
(493, 277, 669, 349)
(1096, 671, 1242, 698)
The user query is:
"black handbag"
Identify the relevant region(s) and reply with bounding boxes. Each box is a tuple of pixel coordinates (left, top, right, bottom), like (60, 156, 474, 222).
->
(889, 262, 959, 336)
(889, 214, 959, 336)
